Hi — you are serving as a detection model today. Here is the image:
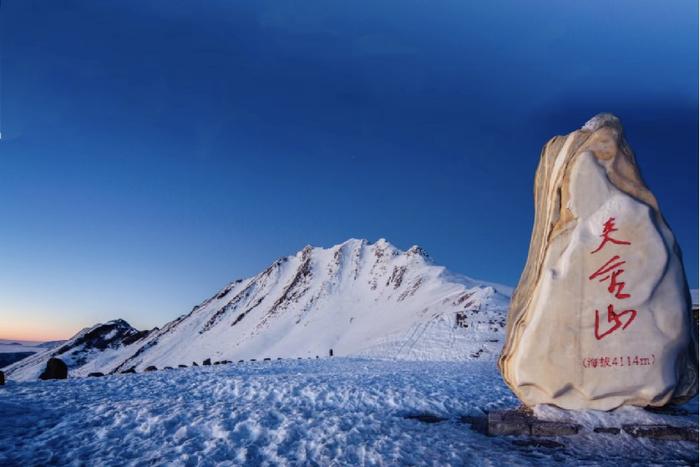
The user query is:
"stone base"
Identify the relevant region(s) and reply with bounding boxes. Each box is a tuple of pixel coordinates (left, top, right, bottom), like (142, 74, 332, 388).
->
(486, 410, 698, 442)
(623, 424, 699, 442)
(487, 410, 580, 436)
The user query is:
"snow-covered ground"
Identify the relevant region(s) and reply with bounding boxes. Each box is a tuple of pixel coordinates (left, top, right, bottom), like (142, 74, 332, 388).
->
(1, 358, 696, 466)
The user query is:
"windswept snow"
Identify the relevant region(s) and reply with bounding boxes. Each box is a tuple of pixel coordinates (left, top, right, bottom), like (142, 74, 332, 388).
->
(1, 359, 696, 466)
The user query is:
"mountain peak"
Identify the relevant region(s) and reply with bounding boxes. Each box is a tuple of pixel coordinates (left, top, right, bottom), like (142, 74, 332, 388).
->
(406, 245, 429, 258)
(106, 318, 134, 329)
(373, 238, 390, 247)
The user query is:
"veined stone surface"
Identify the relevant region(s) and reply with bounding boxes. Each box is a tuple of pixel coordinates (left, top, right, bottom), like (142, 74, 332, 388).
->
(498, 113, 698, 410)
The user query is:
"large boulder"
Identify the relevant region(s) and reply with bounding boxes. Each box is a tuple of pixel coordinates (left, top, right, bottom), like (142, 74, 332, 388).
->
(39, 358, 68, 380)
(499, 114, 698, 410)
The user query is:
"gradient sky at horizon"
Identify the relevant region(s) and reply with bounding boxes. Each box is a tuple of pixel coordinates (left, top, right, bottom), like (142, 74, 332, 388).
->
(1, 0, 698, 340)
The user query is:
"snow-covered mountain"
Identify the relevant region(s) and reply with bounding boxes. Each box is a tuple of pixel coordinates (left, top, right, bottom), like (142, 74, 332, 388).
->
(5, 239, 510, 380)
(4, 319, 153, 380)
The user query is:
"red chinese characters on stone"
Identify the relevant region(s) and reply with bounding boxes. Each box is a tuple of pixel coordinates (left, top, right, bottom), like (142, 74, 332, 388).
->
(594, 304, 637, 340)
(588, 255, 630, 299)
(588, 217, 637, 341)
(590, 217, 631, 254)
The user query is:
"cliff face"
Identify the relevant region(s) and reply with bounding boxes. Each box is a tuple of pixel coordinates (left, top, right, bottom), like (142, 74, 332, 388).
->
(499, 114, 697, 410)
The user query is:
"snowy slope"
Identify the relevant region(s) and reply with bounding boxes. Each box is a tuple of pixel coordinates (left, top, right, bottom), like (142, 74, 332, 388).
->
(105, 239, 509, 374)
(4, 320, 152, 380)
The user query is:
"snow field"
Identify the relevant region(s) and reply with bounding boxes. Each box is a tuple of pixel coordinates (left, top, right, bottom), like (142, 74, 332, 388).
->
(1, 358, 697, 466)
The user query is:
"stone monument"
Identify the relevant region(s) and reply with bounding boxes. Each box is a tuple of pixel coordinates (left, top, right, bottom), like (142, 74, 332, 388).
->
(498, 114, 698, 411)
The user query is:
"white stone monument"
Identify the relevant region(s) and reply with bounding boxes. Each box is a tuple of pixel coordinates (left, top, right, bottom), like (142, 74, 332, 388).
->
(499, 114, 698, 411)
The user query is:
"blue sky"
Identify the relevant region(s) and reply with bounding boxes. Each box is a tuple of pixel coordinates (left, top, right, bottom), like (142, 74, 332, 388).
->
(1, 0, 697, 340)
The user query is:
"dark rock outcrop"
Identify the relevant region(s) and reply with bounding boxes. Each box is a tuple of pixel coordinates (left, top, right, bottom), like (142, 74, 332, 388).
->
(0, 370, 4, 385)
(178, 364, 187, 368)
(144, 366, 158, 372)
(203, 358, 211, 366)
(88, 372, 104, 377)
(39, 358, 68, 380)
(54, 319, 148, 355)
